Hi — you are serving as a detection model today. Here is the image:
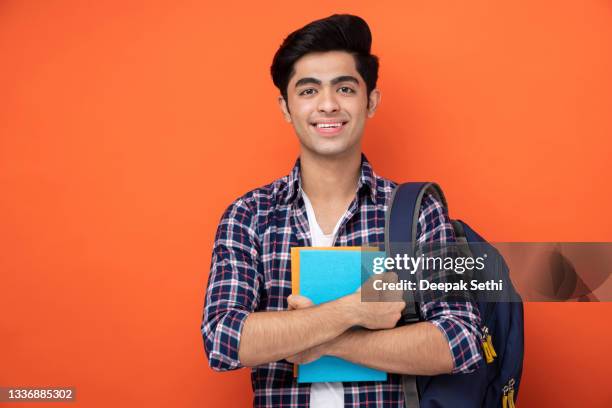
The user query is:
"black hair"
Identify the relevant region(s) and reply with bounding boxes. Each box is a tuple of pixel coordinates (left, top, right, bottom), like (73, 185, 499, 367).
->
(270, 14, 379, 108)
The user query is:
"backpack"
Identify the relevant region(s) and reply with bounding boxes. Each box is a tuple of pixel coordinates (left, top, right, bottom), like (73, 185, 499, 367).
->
(384, 182, 524, 408)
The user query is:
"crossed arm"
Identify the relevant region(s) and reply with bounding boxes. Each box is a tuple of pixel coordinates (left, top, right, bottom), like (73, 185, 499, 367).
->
(205, 267, 481, 376)
(239, 292, 456, 376)
(280, 294, 455, 376)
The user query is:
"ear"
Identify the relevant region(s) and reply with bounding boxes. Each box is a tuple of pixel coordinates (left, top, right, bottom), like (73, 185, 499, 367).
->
(278, 95, 292, 123)
(366, 89, 381, 118)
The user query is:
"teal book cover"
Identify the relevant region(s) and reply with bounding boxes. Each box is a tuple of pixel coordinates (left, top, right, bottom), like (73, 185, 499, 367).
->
(291, 247, 388, 383)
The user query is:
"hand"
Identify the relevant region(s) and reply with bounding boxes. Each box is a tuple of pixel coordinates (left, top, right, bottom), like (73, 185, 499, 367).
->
(344, 272, 406, 330)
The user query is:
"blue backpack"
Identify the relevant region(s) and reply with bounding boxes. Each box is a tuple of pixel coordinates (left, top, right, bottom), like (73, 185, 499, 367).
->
(385, 182, 524, 408)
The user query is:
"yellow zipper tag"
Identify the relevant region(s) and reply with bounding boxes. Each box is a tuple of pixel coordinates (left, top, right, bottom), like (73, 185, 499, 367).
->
(482, 340, 494, 363)
(508, 388, 515, 408)
(502, 385, 509, 408)
(482, 326, 496, 363)
(508, 379, 516, 408)
(486, 334, 498, 358)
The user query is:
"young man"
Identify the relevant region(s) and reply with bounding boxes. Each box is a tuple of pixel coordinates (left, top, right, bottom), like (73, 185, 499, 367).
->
(202, 14, 483, 408)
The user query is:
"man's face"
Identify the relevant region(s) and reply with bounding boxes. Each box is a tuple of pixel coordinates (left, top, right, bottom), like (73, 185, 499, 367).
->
(279, 51, 380, 158)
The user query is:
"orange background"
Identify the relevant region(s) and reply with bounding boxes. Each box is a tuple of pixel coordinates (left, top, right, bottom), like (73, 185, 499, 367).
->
(1, 1, 611, 407)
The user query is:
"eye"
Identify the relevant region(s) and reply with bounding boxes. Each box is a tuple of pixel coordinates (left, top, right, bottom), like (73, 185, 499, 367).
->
(299, 88, 317, 96)
(338, 86, 355, 94)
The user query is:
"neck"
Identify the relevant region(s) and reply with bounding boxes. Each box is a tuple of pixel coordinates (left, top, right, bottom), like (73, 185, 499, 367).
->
(299, 148, 362, 203)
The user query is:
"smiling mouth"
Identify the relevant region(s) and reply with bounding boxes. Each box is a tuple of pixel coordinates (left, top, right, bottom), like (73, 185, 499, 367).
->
(310, 121, 347, 128)
(310, 120, 348, 136)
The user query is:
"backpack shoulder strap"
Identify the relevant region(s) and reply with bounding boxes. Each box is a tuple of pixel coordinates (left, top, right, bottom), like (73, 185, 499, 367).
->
(385, 182, 447, 322)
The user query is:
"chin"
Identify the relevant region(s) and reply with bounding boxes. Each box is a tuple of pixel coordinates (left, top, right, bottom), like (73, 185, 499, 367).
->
(297, 130, 361, 158)
(307, 143, 359, 158)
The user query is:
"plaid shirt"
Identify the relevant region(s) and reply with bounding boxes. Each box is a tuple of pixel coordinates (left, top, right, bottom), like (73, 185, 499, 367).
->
(202, 154, 483, 407)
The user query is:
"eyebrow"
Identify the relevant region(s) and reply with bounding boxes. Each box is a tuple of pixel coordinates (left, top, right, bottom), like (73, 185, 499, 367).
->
(294, 75, 360, 88)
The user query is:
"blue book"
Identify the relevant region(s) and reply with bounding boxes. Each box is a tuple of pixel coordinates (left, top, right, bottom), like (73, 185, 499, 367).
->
(291, 247, 387, 383)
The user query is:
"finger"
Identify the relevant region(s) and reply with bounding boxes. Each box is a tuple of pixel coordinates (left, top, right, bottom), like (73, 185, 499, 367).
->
(299, 349, 320, 365)
(298, 295, 315, 307)
(395, 299, 407, 311)
(383, 271, 399, 283)
(292, 294, 314, 308)
(360, 276, 381, 301)
(379, 271, 403, 302)
(302, 354, 318, 365)
(287, 294, 314, 309)
(287, 295, 295, 310)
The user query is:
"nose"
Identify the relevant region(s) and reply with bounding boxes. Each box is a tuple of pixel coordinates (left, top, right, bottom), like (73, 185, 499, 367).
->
(317, 88, 340, 114)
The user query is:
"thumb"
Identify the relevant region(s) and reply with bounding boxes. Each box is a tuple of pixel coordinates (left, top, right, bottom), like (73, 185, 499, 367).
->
(287, 294, 314, 309)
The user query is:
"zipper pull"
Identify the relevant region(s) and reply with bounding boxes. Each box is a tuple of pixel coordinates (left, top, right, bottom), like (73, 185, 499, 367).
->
(483, 340, 494, 363)
(507, 378, 516, 408)
(502, 384, 509, 408)
(482, 326, 495, 363)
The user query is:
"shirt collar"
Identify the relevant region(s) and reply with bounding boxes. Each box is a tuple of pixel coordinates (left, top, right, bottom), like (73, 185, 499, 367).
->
(284, 153, 378, 205)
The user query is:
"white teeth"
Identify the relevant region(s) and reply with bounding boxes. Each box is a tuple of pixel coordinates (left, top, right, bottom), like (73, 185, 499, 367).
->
(316, 122, 343, 128)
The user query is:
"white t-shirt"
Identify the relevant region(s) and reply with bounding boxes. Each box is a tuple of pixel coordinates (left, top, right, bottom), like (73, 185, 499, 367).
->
(301, 189, 344, 408)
